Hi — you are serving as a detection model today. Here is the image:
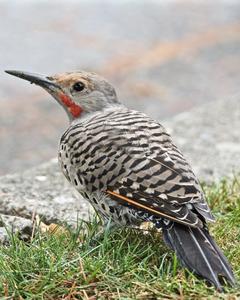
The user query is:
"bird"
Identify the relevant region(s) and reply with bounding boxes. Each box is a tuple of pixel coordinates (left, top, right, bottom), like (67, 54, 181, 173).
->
(5, 69, 235, 291)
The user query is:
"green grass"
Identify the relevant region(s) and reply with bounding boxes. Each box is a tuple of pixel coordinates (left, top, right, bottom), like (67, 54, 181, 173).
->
(0, 178, 240, 299)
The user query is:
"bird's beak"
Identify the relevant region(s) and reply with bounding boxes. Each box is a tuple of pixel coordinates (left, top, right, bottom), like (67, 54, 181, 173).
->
(5, 70, 60, 90)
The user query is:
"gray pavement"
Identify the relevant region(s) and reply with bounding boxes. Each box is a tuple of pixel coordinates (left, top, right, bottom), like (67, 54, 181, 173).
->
(1, 0, 240, 175)
(165, 96, 240, 182)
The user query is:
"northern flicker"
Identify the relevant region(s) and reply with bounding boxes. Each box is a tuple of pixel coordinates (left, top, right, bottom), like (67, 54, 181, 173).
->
(6, 70, 235, 291)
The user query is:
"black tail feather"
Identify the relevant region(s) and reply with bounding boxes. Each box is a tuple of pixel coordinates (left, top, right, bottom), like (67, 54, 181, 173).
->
(162, 222, 235, 291)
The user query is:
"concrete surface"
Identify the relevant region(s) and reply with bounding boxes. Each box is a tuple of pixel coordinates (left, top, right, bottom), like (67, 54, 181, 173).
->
(0, 96, 239, 242)
(0, 158, 91, 224)
(1, 0, 240, 175)
(165, 96, 240, 182)
(0, 214, 33, 244)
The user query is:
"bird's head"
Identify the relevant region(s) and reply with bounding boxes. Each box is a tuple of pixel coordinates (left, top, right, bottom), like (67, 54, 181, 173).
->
(5, 70, 120, 121)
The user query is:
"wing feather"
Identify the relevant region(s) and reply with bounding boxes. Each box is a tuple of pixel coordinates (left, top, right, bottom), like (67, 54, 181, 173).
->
(68, 109, 214, 226)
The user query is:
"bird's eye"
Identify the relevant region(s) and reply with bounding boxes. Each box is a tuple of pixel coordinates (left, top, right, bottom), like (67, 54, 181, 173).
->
(73, 81, 85, 92)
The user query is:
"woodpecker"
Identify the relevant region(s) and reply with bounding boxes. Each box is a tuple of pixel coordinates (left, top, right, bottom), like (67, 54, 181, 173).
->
(5, 70, 235, 291)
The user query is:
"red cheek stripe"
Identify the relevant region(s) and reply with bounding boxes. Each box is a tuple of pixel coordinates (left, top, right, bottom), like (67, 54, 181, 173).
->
(59, 93, 82, 118)
(70, 104, 82, 118)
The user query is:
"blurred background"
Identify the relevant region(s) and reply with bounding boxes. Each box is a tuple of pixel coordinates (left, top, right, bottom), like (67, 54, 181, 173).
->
(0, 0, 240, 176)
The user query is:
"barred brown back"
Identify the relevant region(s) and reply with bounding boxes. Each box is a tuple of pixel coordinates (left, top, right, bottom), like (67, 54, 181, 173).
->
(59, 106, 214, 228)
